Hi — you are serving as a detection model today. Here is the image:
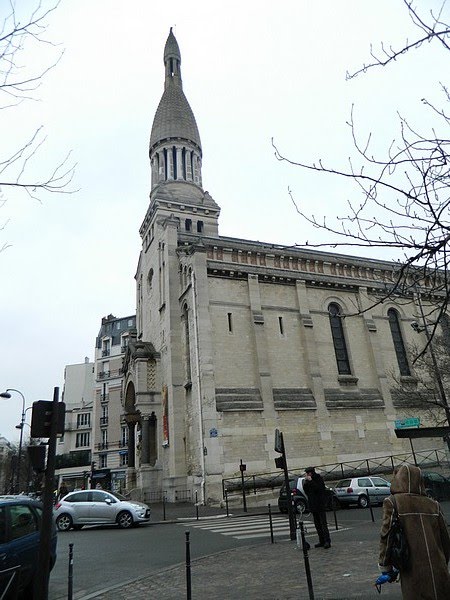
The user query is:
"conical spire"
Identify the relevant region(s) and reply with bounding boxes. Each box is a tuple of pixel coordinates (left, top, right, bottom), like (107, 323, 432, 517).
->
(149, 29, 202, 190)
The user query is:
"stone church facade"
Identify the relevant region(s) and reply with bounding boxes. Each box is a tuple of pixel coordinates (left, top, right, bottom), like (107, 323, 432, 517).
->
(122, 30, 444, 504)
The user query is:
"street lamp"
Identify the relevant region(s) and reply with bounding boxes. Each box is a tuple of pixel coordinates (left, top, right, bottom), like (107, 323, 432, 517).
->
(0, 388, 26, 493)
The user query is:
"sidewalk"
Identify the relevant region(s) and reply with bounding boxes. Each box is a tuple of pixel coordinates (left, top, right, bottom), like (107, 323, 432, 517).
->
(79, 504, 403, 600)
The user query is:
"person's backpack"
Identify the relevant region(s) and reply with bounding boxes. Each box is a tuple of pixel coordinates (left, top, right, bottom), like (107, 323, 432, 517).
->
(386, 496, 410, 571)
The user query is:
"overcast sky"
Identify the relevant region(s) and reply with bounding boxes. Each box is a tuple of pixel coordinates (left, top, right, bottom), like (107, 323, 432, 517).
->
(1, 0, 447, 443)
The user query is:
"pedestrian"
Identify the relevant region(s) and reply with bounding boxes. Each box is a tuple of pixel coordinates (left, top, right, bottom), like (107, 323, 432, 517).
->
(58, 481, 68, 500)
(379, 464, 450, 599)
(302, 466, 331, 549)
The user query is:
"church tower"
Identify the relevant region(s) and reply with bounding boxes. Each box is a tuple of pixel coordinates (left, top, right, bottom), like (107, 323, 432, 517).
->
(144, 28, 220, 236)
(123, 30, 221, 500)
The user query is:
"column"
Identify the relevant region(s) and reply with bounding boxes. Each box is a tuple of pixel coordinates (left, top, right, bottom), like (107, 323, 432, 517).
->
(127, 421, 136, 468)
(149, 412, 157, 467)
(141, 415, 150, 465)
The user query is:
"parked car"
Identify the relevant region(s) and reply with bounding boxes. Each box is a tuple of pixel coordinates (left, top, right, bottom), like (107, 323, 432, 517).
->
(0, 495, 57, 598)
(54, 489, 151, 531)
(278, 476, 340, 514)
(333, 476, 391, 508)
(422, 471, 450, 501)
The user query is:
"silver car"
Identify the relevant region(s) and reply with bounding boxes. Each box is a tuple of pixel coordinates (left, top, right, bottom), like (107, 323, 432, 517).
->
(54, 490, 151, 531)
(333, 476, 391, 508)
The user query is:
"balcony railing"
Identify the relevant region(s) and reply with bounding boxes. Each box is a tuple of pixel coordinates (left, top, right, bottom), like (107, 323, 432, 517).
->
(100, 394, 109, 403)
(100, 416, 108, 426)
(97, 442, 108, 450)
(98, 369, 123, 381)
(102, 349, 110, 357)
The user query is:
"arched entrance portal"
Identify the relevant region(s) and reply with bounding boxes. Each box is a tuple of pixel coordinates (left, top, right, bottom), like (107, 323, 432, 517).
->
(124, 380, 158, 491)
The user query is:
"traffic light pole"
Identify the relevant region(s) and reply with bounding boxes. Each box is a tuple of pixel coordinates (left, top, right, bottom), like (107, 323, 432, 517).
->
(279, 432, 296, 541)
(34, 387, 60, 600)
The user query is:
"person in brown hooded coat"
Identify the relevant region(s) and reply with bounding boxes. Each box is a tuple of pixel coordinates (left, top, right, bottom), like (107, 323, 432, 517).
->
(379, 464, 450, 600)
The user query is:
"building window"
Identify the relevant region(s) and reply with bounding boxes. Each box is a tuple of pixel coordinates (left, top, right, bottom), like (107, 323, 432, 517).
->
(197, 220, 204, 233)
(388, 308, 411, 376)
(185, 218, 192, 232)
(120, 452, 128, 467)
(100, 454, 107, 468)
(102, 339, 110, 357)
(227, 312, 233, 333)
(121, 426, 128, 447)
(76, 432, 90, 448)
(183, 305, 191, 382)
(77, 413, 90, 428)
(328, 303, 351, 375)
(101, 430, 108, 446)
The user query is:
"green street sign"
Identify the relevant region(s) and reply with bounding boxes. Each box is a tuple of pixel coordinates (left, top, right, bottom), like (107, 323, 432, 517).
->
(395, 417, 420, 429)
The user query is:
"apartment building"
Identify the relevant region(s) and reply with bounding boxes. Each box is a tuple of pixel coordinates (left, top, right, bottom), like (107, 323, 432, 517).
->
(56, 358, 95, 490)
(93, 314, 136, 492)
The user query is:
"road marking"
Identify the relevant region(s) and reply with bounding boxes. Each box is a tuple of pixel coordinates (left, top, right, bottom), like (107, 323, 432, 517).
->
(178, 515, 349, 541)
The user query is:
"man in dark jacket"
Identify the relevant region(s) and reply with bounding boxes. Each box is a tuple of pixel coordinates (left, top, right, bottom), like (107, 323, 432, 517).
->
(303, 466, 331, 549)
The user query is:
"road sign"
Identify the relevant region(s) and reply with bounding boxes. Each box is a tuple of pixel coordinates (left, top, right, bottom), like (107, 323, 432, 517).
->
(395, 417, 420, 429)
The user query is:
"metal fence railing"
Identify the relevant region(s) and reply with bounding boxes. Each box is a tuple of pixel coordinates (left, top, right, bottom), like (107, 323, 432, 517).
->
(221, 447, 449, 499)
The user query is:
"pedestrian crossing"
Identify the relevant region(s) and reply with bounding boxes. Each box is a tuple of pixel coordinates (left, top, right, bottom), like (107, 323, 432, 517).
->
(178, 514, 347, 541)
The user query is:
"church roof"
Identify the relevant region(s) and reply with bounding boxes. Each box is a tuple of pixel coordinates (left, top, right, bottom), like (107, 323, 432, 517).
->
(164, 28, 181, 62)
(150, 30, 201, 152)
(150, 85, 201, 151)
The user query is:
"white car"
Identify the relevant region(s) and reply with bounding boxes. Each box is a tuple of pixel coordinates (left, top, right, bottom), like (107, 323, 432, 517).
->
(333, 476, 391, 508)
(54, 489, 151, 531)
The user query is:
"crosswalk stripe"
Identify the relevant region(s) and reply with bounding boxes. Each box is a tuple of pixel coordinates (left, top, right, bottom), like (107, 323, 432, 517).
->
(178, 514, 349, 542)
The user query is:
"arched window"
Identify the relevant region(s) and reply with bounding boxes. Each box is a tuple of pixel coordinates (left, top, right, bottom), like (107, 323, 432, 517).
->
(388, 309, 411, 376)
(328, 303, 351, 374)
(182, 304, 191, 383)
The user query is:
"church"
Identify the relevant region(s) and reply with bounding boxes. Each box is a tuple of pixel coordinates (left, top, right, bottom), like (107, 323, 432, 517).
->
(121, 29, 443, 504)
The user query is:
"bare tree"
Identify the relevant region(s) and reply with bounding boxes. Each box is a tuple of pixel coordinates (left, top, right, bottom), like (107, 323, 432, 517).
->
(273, 0, 450, 338)
(391, 332, 450, 425)
(0, 0, 75, 216)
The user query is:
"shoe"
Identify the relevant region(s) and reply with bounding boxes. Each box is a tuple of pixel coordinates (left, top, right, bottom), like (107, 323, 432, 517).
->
(323, 542, 331, 549)
(314, 542, 324, 548)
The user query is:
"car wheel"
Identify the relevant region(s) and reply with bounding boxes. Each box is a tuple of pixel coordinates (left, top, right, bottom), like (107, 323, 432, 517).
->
(278, 504, 287, 514)
(56, 513, 73, 531)
(358, 495, 368, 509)
(117, 510, 133, 529)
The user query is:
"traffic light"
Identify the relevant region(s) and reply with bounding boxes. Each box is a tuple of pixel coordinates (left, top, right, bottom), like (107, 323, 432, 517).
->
(275, 456, 286, 470)
(27, 445, 46, 473)
(274, 428, 283, 453)
(30, 401, 66, 438)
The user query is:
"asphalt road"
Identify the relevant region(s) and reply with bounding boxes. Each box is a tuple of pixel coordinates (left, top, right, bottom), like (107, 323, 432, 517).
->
(49, 518, 261, 599)
(48, 501, 450, 599)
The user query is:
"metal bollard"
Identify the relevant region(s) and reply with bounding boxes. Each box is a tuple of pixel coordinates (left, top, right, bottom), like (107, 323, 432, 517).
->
(225, 489, 229, 517)
(298, 519, 315, 600)
(268, 504, 274, 544)
(195, 491, 199, 520)
(185, 531, 192, 600)
(333, 506, 339, 530)
(366, 488, 375, 523)
(68, 543, 74, 600)
(163, 494, 166, 521)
